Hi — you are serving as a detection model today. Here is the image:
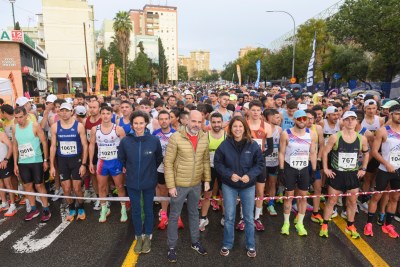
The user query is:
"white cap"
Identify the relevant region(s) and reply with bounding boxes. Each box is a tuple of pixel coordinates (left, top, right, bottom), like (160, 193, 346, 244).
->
(364, 99, 377, 107)
(74, 105, 86, 116)
(16, 97, 32, 106)
(46, 94, 57, 103)
(342, 111, 357, 120)
(184, 89, 191, 95)
(60, 103, 73, 111)
(297, 103, 307, 110)
(65, 97, 73, 104)
(243, 102, 250, 109)
(325, 106, 338, 117)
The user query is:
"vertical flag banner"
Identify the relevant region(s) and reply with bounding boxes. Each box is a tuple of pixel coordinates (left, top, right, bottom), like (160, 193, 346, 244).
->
(236, 64, 242, 86)
(8, 72, 18, 105)
(95, 58, 102, 93)
(84, 65, 90, 93)
(117, 69, 121, 90)
(255, 59, 261, 89)
(306, 32, 317, 91)
(108, 64, 115, 94)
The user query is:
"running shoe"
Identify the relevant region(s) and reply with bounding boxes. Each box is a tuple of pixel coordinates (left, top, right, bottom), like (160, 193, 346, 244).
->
(4, 204, 17, 217)
(0, 202, 9, 212)
(24, 209, 40, 221)
(142, 235, 151, 254)
(331, 207, 338, 219)
(247, 248, 256, 258)
(19, 197, 26, 205)
(25, 199, 31, 213)
(36, 196, 43, 206)
(41, 209, 51, 222)
(337, 197, 343, 207)
(357, 201, 369, 213)
(99, 205, 109, 223)
(191, 241, 207, 255)
(211, 198, 220, 211)
(267, 205, 277, 216)
(382, 224, 399, 238)
(311, 213, 324, 224)
(319, 224, 328, 238)
(341, 211, 347, 219)
(345, 225, 360, 239)
(199, 217, 209, 232)
(281, 222, 290, 235)
(320, 196, 326, 202)
(220, 247, 230, 257)
(306, 203, 314, 212)
(178, 217, 184, 229)
(167, 248, 177, 263)
(66, 209, 76, 222)
(235, 219, 245, 231)
(364, 223, 374, 237)
(295, 223, 308, 236)
(93, 200, 101, 211)
(134, 237, 143, 254)
(158, 211, 168, 230)
(77, 208, 86, 221)
(276, 192, 284, 204)
(51, 188, 63, 202)
(220, 216, 225, 227)
(395, 212, 400, 223)
(120, 205, 128, 223)
(377, 213, 385, 226)
(254, 219, 265, 231)
(83, 190, 92, 203)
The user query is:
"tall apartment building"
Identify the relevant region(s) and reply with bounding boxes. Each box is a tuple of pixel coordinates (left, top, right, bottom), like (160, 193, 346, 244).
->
(129, 5, 178, 81)
(41, 0, 96, 93)
(179, 50, 210, 79)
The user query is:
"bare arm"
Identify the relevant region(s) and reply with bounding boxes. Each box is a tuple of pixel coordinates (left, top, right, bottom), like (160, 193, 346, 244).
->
(278, 131, 288, 169)
(309, 131, 317, 170)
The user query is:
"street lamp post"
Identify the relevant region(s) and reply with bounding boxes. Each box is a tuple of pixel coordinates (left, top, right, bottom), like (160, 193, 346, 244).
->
(9, 0, 16, 29)
(266, 10, 296, 79)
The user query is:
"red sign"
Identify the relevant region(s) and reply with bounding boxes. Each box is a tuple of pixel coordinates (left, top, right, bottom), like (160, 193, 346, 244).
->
(21, 66, 29, 74)
(11, 30, 23, 42)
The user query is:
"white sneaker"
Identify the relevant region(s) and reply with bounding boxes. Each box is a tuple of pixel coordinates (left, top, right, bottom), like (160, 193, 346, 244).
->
(199, 218, 209, 231)
(93, 200, 101, 211)
(52, 188, 63, 202)
(36, 196, 46, 206)
(220, 216, 225, 227)
(25, 199, 31, 212)
(341, 210, 347, 219)
(4, 203, 17, 216)
(84, 190, 92, 203)
(331, 207, 338, 218)
(337, 197, 343, 207)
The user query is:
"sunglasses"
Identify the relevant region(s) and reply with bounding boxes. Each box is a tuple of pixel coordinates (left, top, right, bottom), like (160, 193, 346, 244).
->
(296, 117, 308, 122)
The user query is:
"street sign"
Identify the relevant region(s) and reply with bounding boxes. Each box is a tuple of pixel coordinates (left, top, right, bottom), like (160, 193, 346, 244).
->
(333, 73, 341, 80)
(290, 77, 296, 84)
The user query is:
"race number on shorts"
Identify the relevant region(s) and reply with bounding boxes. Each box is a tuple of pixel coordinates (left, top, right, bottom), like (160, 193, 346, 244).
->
(289, 155, 309, 170)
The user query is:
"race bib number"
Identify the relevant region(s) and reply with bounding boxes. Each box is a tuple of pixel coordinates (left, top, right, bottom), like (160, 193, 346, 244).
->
(18, 143, 35, 159)
(289, 155, 309, 170)
(338, 152, 357, 169)
(265, 148, 278, 166)
(59, 141, 77, 155)
(210, 151, 215, 168)
(254, 139, 263, 150)
(99, 146, 118, 160)
(390, 151, 400, 168)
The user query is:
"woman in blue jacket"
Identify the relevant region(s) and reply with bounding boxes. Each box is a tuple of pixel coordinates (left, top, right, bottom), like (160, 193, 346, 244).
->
(118, 110, 162, 254)
(214, 116, 264, 258)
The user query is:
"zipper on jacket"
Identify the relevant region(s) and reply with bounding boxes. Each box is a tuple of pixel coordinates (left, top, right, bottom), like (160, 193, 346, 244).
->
(138, 141, 141, 188)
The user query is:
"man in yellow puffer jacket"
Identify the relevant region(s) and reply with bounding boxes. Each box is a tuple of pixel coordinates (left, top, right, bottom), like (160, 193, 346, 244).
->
(164, 110, 211, 263)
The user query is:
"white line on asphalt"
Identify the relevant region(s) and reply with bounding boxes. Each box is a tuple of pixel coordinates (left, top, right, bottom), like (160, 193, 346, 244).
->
(0, 230, 15, 242)
(12, 210, 71, 253)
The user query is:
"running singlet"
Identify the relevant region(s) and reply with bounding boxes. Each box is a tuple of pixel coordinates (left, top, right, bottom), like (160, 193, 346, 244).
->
(85, 117, 102, 141)
(15, 121, 43, 164)
(2, 118, 14, 141)
(96, 124, 120, 161)
(281, 110, 294, 130)
(56, 120, 82, 157)
(323, 119, 340, 144)
(209, 131, 226, 168)
(118, 117, 132, 134)
(214, 109, 232, 122)
(0, 141, 7, 161)
(249, 120, 266, 151)
(379, 126, 400, 172)
(284, 128, 311, 170)
(153, 128, 176, 173)
(361, 115, 380, 135)
(265, 127, 280, 167)
(330, 131, 362, 171)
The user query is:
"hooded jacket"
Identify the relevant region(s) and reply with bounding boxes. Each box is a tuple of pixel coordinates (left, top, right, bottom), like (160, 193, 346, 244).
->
(214, 136, 264, 189)
(118, 130, 163, 190)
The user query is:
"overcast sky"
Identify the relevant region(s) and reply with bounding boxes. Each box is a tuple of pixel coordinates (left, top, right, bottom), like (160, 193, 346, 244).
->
(0, 0, 341, 69)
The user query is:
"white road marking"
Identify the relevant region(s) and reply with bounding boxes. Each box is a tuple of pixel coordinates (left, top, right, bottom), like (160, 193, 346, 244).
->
(12, 210, 71, 253)
(0, 230, 15, 242)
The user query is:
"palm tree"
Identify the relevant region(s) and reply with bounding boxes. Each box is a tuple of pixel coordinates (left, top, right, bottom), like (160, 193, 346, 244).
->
(113, 11, 132, 87)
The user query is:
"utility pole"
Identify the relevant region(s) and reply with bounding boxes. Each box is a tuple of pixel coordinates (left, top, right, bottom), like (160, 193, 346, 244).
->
(83, 22, 91, 92)
(9, 0, 16, 29)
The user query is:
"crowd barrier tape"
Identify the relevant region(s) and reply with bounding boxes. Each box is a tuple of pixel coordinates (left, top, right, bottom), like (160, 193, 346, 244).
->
(0, 188, 399, 203)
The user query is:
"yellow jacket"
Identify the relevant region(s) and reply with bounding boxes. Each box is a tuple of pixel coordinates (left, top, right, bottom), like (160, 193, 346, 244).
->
(164, 127, 211, 188)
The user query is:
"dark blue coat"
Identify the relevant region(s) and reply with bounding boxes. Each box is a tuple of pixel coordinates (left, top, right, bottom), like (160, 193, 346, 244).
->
(118, 131, 163, 190)
(214, 136, 265, 189)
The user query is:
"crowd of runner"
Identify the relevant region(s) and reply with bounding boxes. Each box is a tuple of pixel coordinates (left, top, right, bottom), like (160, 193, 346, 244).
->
(0, 84, 400, 261)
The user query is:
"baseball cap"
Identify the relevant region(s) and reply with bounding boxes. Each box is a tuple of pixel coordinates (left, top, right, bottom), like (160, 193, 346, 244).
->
(325, 106, 338, 117)
(46, 94, 57, 103)
(294, 110, 307, 119)
(389, 104, 400, 113)
(229, 94, 238, 101)
(243, 102, 250, 109)
(342, 111, 357, 120)
(382, 100, 398, 109)
(16, 97, 32, 106)
(75, 105, 86, 116)
(65, 97, 73, 104)
(297, 103, 307, 110)
(60, 103, 73, 111)
(364, 99, 377, 107)
(274, 94, 283, 100)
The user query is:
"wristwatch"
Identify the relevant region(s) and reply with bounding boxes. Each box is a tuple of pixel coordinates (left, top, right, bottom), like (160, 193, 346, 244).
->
(43, 159, 48, 162)
(359, 167, 367, 171)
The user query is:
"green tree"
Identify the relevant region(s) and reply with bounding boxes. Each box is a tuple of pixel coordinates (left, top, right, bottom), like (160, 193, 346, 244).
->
(158, 38, 169, 83)
(328, 0, 400, 82)
(113, 11, 133, 87)
(14, 21, 21, 30)
(178, 65, 188, 81)
(130, 41, 152, 84)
